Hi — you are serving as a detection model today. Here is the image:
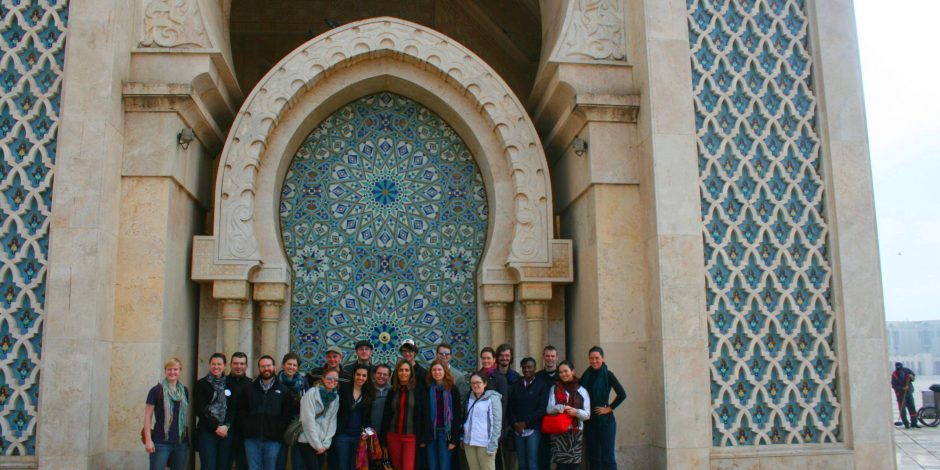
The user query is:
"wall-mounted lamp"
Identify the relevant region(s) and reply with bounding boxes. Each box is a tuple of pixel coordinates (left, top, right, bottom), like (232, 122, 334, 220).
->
(177, 127, 196, 150)
(572, 137, 588, 157)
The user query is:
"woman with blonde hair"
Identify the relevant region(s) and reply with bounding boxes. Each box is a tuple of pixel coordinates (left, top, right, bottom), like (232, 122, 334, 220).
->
(143, 357, 190, 470)
(425, 359, 462, 470)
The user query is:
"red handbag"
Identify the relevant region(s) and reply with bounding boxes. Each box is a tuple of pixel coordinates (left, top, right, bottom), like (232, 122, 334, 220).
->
(541, 412, 573, 435)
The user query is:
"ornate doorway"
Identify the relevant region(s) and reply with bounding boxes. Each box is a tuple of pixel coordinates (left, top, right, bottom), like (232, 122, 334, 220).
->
(279, 92, 487, 371)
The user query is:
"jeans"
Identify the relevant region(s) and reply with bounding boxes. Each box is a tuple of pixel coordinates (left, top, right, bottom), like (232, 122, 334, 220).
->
(150, 441, 188, 470)
(427, 429, 453, 470)
(245, 438, 282, 470)
(275, 442, 306, 470)
(513, 430, 540, 470)
(328, 433, 360, 470)
(197, 430, 232, 470)
(585, 416, 618, 470)
(224, 435, 249, 470)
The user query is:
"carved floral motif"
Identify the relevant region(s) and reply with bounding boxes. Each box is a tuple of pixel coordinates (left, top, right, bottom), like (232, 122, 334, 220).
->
(214, 18, 552, 267)
(552, 0, 627, 63)
(140, 0, 210, 48)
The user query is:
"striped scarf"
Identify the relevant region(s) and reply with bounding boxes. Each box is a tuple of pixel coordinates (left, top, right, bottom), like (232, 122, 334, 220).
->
(161, 379, 187, 441)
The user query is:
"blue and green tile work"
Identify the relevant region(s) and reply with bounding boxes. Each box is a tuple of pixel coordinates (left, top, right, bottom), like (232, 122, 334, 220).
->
(686, 0, 840, 445)
(0, 0, 68, 456)
(280, 92, 487, 373)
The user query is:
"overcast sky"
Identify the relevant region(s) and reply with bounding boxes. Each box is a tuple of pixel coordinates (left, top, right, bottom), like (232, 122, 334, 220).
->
(854, 0, 940, 322)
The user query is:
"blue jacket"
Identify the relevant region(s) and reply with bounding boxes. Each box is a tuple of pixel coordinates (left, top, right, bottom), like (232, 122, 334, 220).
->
(506, 377, 548, 430)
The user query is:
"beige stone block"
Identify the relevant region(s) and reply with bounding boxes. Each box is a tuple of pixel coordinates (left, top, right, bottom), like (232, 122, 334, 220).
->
(38, 338, 98, 456)
(649, 133, 702, 236)
(853, 441, 897, 470)
(806, 453, 854, 470)
(646, 38, 697, 136)
(652, 235, 706, 341)
(662, 447, 710, 469)
(516, 282, 552, 301)
(711, 456, 760, 470)
(660, 339, 712, 449)
(481, 284, 514, 304)
(44, 228, 105, 341)
(644, 0, 692, 42)
(846, 339, 895, 444)
(252, 282, 289, 303)
(97, 450, 144, 470)
(108, 341, 161, 453)
(598, 342, 652, 448)
(214, 280, 250, 300)
(586, 121, 639, 185)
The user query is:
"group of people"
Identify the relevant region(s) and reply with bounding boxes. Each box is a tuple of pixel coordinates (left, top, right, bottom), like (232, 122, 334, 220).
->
(143, 339, 627, 470)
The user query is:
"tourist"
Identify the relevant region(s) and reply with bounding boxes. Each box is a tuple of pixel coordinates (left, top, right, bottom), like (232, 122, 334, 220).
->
(307, 345, 351, 386)
(494, 344, 518, 469)
(399, 339, 428, 384)
(330, 364, 374, 470)
(276, 353, 307, 470)
(535, 345, 559, 468)
(225, 351, 251, 470)
(892, 362, 920, 429)
(462, 372, 502, 470)
(240, 355, 296, 470)
(195, 353, 232, 470)
(426, 359, 462, 470)
(344, 339, 375, 376)
(297, 369, 341, 468)
(581, 346, 627, 470)
(370, 363, 392, 435)
(477, 347, 509, 413)
(495, 344, 521, 387)
(546, 360, 590, 470)
(437, 342, 468, 396)
(381, 360, 431, 470)
(507, 357, 547, 470)
(143, 357, 189, 470)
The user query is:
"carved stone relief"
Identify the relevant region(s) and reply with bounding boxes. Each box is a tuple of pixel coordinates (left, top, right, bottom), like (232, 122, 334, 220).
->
(140, 0, 210, 48)
(212, 17, 554, 270)
(551, 0, 627, 63)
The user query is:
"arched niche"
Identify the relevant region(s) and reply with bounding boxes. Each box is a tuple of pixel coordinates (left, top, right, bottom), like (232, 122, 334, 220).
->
(195, 17, 566, 286)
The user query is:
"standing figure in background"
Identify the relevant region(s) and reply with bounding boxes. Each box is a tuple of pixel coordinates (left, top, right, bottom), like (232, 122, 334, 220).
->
(581, 346, 627, 470)
(892, 362, 920, 429)
(143, 357, 190, 470)
(195, 353, 232, 470)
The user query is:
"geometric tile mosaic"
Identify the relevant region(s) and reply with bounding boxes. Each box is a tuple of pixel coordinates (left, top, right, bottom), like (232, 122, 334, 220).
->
(687, 0, 841, 445)
(280, 92, 487, 374)
(0, 0, 68, 456)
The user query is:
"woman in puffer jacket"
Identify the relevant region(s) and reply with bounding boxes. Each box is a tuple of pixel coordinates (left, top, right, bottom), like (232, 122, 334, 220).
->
(461, 372, 502, 470)
(297, 369, 341, 468)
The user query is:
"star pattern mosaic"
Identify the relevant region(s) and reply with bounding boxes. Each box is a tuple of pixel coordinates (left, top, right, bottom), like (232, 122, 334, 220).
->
(0, 0, 68, 456)
(280, 92, 487, 373)
(686, 0, 841, 445)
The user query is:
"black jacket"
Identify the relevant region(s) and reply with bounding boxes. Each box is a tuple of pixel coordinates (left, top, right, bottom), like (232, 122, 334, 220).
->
(226, 374, 252, 436)
(194, 376, 235, 434)
(336, 382, 374, 435)
(237, 376, 297, 441)
(381, 382, 431, 445)
(506, 377, 548, 430)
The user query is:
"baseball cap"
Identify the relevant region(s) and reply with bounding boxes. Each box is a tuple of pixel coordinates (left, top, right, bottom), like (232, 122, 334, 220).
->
(355, 340, 374, 350)
(325, 345, 343, 355)
(399, 339, 417, 352)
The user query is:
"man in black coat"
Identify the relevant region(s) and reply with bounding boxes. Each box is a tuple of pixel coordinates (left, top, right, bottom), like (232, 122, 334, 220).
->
(239, 355, 297, 469)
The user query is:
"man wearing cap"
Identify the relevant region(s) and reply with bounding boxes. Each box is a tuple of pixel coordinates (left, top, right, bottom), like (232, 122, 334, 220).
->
(892, 362, 921, 428)
(306, 345, 352, 386)
(344, 339, 375, 376)
(398, 339, 427, 385)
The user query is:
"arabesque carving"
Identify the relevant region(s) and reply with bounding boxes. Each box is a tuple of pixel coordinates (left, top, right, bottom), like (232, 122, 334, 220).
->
(552, 0, 627, 63)
(140, 0, 210, 48)
(214, 17, 552, 267)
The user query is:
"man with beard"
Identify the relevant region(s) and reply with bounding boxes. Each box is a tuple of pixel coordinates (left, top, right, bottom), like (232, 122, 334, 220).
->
(239, 355, 296, 469)
(495, 343, 521, 388)
(224, 351, 250, 470)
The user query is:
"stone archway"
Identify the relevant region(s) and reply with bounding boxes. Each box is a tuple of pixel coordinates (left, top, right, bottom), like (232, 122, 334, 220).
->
(193, 17, 572, 361)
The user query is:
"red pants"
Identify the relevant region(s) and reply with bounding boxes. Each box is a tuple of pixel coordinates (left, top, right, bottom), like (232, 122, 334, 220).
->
(386, 432, 416, 470)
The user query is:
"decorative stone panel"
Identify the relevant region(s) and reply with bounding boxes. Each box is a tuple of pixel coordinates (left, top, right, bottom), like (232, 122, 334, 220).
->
(686, 0, 841, 445)
(0, 0, 68, 456)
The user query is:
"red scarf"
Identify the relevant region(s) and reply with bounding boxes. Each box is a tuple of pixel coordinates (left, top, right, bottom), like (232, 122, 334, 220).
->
(554, 379, 583, 410)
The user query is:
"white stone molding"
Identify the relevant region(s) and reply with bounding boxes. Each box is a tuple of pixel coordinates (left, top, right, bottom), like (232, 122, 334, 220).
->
(550, 0, 628, 64)
(205, 17, 560, 281)
(140, 0, 211, 48)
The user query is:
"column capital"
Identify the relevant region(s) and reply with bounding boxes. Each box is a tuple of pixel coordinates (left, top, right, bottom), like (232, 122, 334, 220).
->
(481, 284, 514, 304)
(253, 282, 289, 303)
(213, 280, 250, 301)
(517, 282, 553, 302)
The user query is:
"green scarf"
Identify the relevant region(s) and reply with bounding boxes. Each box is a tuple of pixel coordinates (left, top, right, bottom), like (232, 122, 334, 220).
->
(586, 364, 610, 424)
(161, 379, 188, 441)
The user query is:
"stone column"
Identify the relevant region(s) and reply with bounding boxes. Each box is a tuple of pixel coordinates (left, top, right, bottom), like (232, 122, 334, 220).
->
(254, 283, 289, 358)
(214, 281, 250, 360)
(518, 283, 552, 367)
(482, 284, 514, 349)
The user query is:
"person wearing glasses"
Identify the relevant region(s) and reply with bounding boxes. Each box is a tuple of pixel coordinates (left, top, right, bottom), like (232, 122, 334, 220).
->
(297, 369, 341, 469)
(436, 343, 468, 396)
(462, 372, 502, 470)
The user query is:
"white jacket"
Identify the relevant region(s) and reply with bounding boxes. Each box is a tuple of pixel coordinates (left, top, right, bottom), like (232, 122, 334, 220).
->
(462, 390, 502, 454)
(298, 387, 340, 449)
(546, 384, 591, 431)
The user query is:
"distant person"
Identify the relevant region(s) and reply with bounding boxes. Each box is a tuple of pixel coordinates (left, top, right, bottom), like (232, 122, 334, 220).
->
(143, 357, 189, 470)
(194, 353, 232, 470)
(892, 362, 920, 428)
(581, 346, 627, 470)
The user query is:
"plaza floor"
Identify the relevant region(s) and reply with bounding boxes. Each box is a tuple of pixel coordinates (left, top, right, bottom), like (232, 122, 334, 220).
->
(897, 425, 940, 469)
